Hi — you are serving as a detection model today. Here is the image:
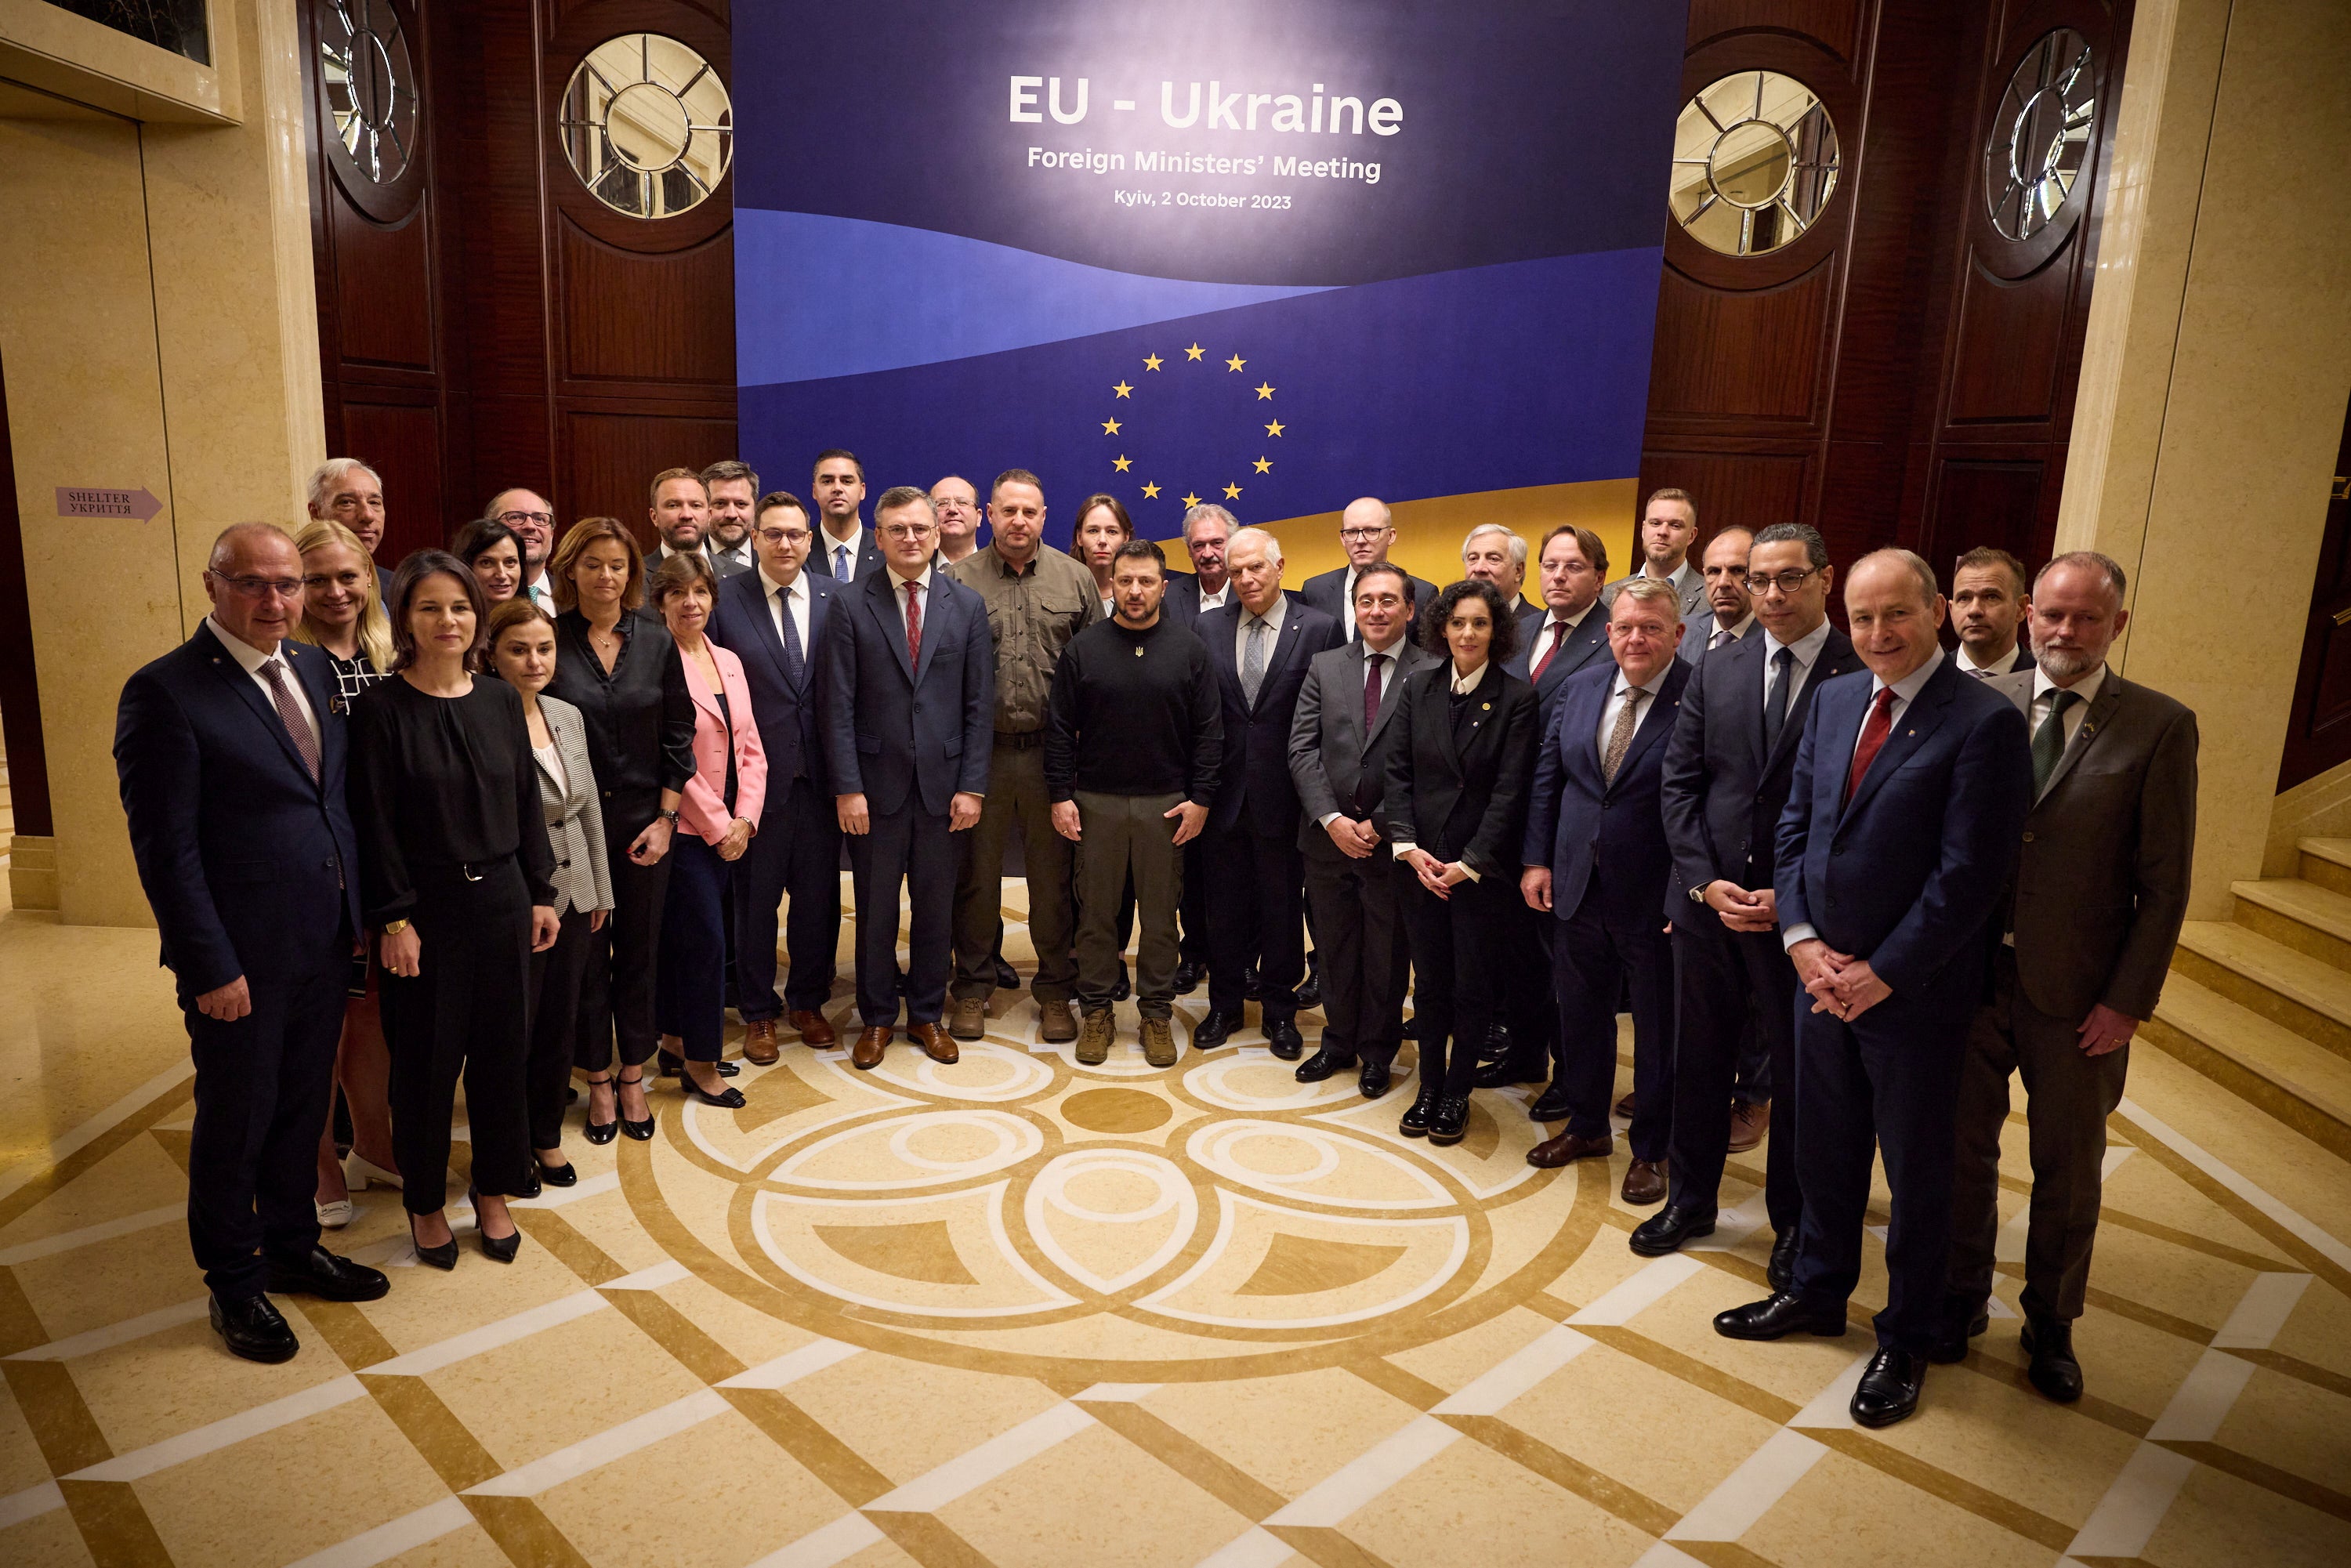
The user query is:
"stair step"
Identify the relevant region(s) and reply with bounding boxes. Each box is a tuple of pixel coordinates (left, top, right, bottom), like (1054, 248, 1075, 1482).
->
(2230, 878, 2351, 969)
(2145, 973, 2351, 1161)
(2296, 838, 2351, 898)
(2169, 921, 2351, 1063)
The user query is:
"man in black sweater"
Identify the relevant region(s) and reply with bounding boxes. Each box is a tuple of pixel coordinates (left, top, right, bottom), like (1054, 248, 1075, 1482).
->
(1047, 540, 1223, 1066)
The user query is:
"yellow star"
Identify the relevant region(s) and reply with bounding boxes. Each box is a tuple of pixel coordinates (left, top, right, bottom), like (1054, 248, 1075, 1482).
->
(1265, 418, 1284, 436)
(1182, 491, 1202, 507)
(1113, 381, 1133, 398)
(1112, 455, 1132, 473)
(1141, 482, 1161, 498)
(1226, 354, 1246, 371)
(1223, 483, 1242, 500)
(1143, 353, 1164, 371)
(1254, 382, 1276, 400)
(1184, 343, 1205, 361)
(1252, 456, 1272, 474)
(1101, 416, 1121, 434)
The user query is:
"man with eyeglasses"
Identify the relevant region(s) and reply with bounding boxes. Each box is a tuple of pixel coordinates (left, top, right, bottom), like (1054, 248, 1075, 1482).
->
(1300, 498, 1437, 644)
(115, 523, 390, 1365)
(1646, 523, 1860, 1287)
(484, 488, 558, 611)
(708, 492, 842, 1063)
(700, 460, 761, 578)
(931, 475, 985, 567)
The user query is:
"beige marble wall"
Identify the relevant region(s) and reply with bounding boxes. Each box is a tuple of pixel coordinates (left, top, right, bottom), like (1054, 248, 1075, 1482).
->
(2059, 0, 2351, 918)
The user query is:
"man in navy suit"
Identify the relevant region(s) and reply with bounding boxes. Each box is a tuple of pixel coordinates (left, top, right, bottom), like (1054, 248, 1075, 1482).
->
(810, 449, 886, 582)
(114, 524, 389, 1363)
(1298, 498, 1437, 644)
(1714, 549, 2031, 1432)
(1646, 523, 1861, 1278)
(1160, 502, 1237, 633)
(1192, 527, 1342, 1056)
(1951, 546, 2036, 677)
(1519, 579, 1690, 1200)
(824, 487, 995, 1068)
(710, 491, 842, 1061)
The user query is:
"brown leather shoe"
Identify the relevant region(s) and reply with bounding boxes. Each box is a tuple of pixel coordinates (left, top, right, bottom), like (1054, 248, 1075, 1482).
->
(1614, 1092, 1637, 1120)
(1037, 999, 1078, 1044)
(1621, 1157, 1668, 1204)
(1076, 1009, 1115, 1066)
(1727, 1099, 1769, 1153)
(1527, 1131, 1613, 1168)
(790, 1010, 838, 1047)
(948, 998, 987, 1041)
(1139, 1017, 1177, 1067)
(851, 1026, 890, 1070)
(743, 1019, 780, 1066)
(909, 1023, 958, 1064)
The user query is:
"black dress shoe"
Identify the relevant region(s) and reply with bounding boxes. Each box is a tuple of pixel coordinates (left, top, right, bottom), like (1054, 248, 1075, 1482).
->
(1713, 1291, 1847, 1342)
(1265, 1019, 1304, 1061)
(1113, 969, 1132, 1002)
(1767, 1229, 1799, 1293)
(666, 1056, 737, 1077)
(1359, 1059, 1391, 1099)
(409, 1218, 458, 1272)
(1426, 1094, 1470, 1146)
(1242, 965, 1263, 1001)
(534, 1160, 578, 1189)
(210, 1292, 299, 1363)
(2020, 1315, 2084, 1402)
(1400, 1016, 1418, 1041)
(582, 1074, 619, 1146)
(1473, 1055, 1548, 1088)
(1527, 1084, 1573, 1122)
(1293, 955, 1322, 1010)
(1190, 1009, 1239, 1051)
(1172, 960, 1204, 995)
(1851, 1345, 1925, 1428)
(1927, 1300, 1989, 1365)
(1477, 1019, 1513, 1066)
(679, 1072, 748, 1109)
(1295, 1046, 1358, 1083)
(616, 1069, 656, 1141)
(993, 956, 1021, 990)
(264, 1245, 390, 1302)
(1399, 1085, 1441, 1137)
(1629, 1204, 1717, 1257)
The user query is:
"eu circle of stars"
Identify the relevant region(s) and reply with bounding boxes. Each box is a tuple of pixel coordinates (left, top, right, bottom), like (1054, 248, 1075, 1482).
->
(1099, 343, 1283, 516)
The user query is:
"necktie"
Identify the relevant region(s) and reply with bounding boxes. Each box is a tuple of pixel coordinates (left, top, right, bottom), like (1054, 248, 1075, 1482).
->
(1241, 616, 1269, 707)
(1602, 688, 1643, 784)
(903, 579, 922, 673)
(1531, 620, 1566, 681)
(776, 584, 806, 686)
(258, 659, 321, 782)
(1844, 686, 1898, 806)
(835, 542, 852, 579)
(1764, 646, 1796, 751)
(2031, 688, 2081, 794)
(1357, 653, 1388, 813)
(1709, 627, 1733, 651)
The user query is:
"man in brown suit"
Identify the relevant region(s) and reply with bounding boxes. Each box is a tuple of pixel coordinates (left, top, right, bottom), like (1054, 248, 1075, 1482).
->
(1940, 550, 2198, 1402)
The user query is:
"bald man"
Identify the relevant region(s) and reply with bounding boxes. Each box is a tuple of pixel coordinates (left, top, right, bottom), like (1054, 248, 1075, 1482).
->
(1299, 498, 1437, 644)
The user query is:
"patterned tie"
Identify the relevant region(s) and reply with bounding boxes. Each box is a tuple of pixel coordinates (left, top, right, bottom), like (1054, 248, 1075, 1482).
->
(2031, 688, 2081, 795)
(1602, 687, 1643, 785)
(835, 542, 853, 580)
(903, 579, 922, 673)
(1764, 646, 1796, 751)
(1844, 686, 1898, 806)
(258, 659, 321, 783)
(1967, 666, 1991, 679)
(1709, 627, 1733, 651)
(776, 583, 806, 686)
(1241, 616, 1270, 708)
(1531, 619, 1566, 682)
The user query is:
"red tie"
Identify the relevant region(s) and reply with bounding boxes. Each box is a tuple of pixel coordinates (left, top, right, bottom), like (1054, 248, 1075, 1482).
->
(1363, 652, 1386, 734)
(1531, 620, 1566, 681)
(1844, 686, 1897, 806)
(904, 578, 922, 673)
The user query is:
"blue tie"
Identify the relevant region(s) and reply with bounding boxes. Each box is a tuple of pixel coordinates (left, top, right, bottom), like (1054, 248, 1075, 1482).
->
(834, 543, 852, 580)
(778, 586, 806, 687)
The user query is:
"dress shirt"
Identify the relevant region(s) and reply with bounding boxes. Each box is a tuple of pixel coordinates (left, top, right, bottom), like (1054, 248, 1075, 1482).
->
(206, 615, 320, 754)
(1235, 592, 1288, 672)
(711, 538, 755, 574)
(1958, 641, 2020, 677)
(1197, 581, 1233, 612)
(1761, 617, 1835, 722)
(1317, 634, 1407, 827)
(762, 566, 811, 655)
(1704, 613, 1755, 651)
(2029, 663, 2103, 753)
(1530, 603, 1596, 664)
(947, 543, 1098, 732)
(1648, 558, 1701, 600)
(523, 571, 556, 613)
(1393, 659, 1490, 879)
(886, 562, 935, 637)
(1783, 646, 1946, 951)
(821, 525, 864, 580)
(1339, 565, 1361, 640)
(1595, 666, 1669, 761)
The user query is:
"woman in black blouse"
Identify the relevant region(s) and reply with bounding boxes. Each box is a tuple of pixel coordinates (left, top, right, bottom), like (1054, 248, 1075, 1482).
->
(1382, 579, 1538, 1146)
(542, 518, 695, 1143)
(353, 552, 560, 1266)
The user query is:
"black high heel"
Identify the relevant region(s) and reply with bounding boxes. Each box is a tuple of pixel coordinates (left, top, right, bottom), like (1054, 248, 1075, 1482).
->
(616, 1067, 656, 1141)
(581, 1073, 618, 1146)
(409, 1215, 458, 1271)
(533, 1157, 578, 1188)
(469, 1186, 522, 1263)
(679, 1065, 747, 1110)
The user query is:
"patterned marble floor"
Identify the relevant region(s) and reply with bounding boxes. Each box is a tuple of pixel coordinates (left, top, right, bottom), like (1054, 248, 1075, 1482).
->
(2, 885, 2349, 1567)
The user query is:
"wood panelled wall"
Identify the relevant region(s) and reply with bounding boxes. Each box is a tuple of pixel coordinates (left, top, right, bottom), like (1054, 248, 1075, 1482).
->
(1643, 0, 2129, 585)
(304, 0, 737, 566)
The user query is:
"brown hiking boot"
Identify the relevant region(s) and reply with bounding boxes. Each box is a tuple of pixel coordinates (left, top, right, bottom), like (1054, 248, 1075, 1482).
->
(1075, 1009, 1115, 1066)
(948, 998, 987, 1041)
(1037, 999, 1078, 1043)
(1140, 1017, 1177, 1067)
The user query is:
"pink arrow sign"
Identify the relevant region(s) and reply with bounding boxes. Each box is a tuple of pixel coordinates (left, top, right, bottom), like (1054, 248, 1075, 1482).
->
(56, 486, 164, 520)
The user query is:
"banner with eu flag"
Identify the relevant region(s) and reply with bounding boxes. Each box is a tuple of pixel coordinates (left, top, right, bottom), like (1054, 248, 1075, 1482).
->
(734, 0, 1688, 583)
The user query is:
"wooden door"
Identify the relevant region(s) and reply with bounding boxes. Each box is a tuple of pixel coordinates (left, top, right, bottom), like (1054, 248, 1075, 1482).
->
(2278, 393, 2351, 790)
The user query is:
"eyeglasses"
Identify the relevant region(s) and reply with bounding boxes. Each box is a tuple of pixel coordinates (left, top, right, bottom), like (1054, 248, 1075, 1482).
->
(1743, 568, 1820, 595)
(211, 572, 304, 599)
(1339, 527, 1389, 542)
(302, 570, 368, 590)
(496, 509, 554, 529)
(879, 524, 936, 542)
(756, 527, 812, 545)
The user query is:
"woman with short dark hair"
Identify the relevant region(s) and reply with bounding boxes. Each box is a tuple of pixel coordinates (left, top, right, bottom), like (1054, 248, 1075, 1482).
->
(452, 518, 525, 606)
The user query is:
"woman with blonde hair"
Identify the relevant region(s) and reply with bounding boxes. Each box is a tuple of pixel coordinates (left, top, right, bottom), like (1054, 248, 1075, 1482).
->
(292, 517, 401, 1228)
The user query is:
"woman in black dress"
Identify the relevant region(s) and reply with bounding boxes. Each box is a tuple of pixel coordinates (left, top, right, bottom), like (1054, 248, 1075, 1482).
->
(1382, 579, 1538, 1146)
(353, 552, 560, 1266)
(542, 519, 695, 1143)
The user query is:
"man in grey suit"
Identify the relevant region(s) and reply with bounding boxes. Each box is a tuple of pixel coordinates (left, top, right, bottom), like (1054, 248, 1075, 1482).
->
(1288, 563, 1437, 1099)
(1603, 487, 1707, 623)
(1687, 527, 1756, 665)
(1299, 498, 1437, 644)
(1942, 551, 2197, 1403)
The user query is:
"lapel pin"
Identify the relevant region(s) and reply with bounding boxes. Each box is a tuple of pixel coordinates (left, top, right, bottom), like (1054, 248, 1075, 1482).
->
(1481, 701, 1491, 711)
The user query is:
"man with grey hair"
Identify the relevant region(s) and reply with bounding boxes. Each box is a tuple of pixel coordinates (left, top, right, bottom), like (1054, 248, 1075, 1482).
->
(1301, 498, 1437, 643)
(1462, 523, 1539, 622)
(307, 458, 388, 594)
(484, 487, 558, 610)
(1941, 551, 2197, 1404)
(1165, 502, 1237, 628)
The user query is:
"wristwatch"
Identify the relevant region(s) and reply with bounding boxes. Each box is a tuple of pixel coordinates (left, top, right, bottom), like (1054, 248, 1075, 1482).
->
(1687, 885, 1710, 904)
(381, 918, 411, 936)
(657, 809, 680, 826)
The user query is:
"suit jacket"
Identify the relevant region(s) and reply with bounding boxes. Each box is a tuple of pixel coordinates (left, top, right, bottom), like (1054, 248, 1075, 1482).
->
(656, 541, 750, 581)
(1603, 561, 1706, 624)
(1504, 605, 1612, 720)
(810, 527, 886, 583)
(822, 568, 994, 816)
(533, 694, 614, 918)
(1197, 599, 1344, 833)
(1288, 639, 1441, 856)
(1661, 623, 1863, 927)
(1382, 663, 1540, 878)
(708, 566, 835, 786)
(1774, 656, 2032, 995)
(680, 643, 769, 842)
(1299, 565, 1440, 642)
(1987, 668, 2198, 1021)
(114, 624, 364, 998)
(1683, 616, 1755, 668)
(1523, 659, 1690, 926)
(1958, 643, 2034, 679)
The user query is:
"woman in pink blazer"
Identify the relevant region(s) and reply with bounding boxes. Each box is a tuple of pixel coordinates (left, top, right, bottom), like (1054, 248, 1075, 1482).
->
(649, 552, 767, 1107)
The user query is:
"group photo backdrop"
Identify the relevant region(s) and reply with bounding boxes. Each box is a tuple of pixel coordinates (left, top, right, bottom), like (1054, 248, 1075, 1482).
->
(734, 0, 1688, 586)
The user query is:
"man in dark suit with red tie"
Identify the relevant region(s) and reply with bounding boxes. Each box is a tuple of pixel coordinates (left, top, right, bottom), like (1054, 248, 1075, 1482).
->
(1714, 549, 2031, 1431)
(115, 524, 389, 1364)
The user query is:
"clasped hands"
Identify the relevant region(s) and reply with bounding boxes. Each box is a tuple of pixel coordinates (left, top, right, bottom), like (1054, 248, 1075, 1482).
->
(1789, 937, 1891, 1021)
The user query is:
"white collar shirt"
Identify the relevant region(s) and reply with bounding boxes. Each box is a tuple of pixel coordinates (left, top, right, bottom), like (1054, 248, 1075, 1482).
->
(2030, 662, 2104, 752)
(1236, 594, 1288, 668)
(1596, 664, 1669, 761)
(761, 564, 810, 654)
(886, 562, 935, 636)
(207, 615, 320, 753)
(1704, 613, 1755, 652)
(822, 526, 864, 580)
(1197, 580, 1231, 612)
(1761, 617, 1835, 719)
(1851, 646, 1947, 771)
